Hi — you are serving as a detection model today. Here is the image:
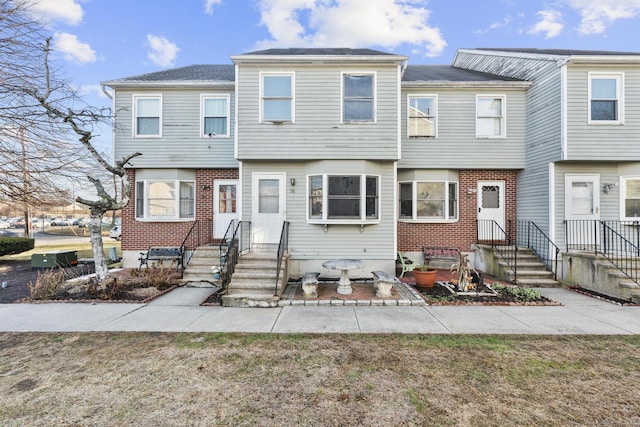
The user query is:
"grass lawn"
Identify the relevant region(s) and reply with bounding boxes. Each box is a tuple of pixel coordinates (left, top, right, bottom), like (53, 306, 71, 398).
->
(1, 333, 639, 426)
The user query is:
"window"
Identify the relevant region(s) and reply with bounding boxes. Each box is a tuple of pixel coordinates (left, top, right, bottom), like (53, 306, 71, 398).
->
(201, 95, 229, 137)
(134, 95, 162, 137)
(399, 181, 458, 221)
(621, 177, 640, 220)
(343, 73, 375, 122)
(589, 73, 623, 124)
(308, 174, 379, 222)
(135, 180, 195, 220)
(261, 73, 294, 122)
(408, 95, 436, 137)
(476, 95, 505, 138)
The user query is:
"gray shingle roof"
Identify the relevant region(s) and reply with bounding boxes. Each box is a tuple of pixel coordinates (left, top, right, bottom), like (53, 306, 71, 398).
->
(474, 48, 640, 56)
(241, 48, 396, 56)
(403, 65, 523, 82)
(104, 64, 234, 84)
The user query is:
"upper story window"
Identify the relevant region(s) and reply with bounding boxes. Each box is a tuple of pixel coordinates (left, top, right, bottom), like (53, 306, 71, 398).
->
(134, 95, 162, 137)
(308, 174, 379, 223)
(201, 95, 229, 137)
(621, 177, 640, 220)
(408, 95, 437, 137)
(343, 73, 375, 123)
(476, 95, 506, 138)
(589, 72, 624, 124)
(261, 73, 294, 123)
(399, 181, 458, 221)
(135, 180, 194, 220)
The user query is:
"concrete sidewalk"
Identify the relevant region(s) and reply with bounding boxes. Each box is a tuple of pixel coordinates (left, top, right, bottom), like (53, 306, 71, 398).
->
(0, 287, 638, 334)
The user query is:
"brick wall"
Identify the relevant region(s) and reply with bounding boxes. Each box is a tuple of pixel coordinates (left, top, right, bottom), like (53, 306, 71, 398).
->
(397, 170, 517, 252)
(122, 168, 239, 251)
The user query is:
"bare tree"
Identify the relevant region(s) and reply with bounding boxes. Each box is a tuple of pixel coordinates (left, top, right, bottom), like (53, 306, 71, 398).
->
(1, 1, 141, 281)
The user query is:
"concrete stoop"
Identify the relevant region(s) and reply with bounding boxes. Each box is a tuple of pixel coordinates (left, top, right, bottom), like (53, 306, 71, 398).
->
(496, 248, 562, 287)
(599, 260, 640, 303)
(179, 245, 222, 286)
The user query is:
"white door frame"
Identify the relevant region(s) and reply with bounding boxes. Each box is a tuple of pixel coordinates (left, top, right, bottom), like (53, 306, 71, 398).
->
(477, 180, 506, 240)
(252, 172, 286, 244)
(565, 174, 600, 248)
(213, 179, 239, 239)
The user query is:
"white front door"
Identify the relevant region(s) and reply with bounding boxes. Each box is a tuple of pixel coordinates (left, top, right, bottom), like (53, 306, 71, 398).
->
(252, 173, 286, 244)
(213, 180, 239, 239)
(565, 174, 600, 247)
(477, 181, 506, 240)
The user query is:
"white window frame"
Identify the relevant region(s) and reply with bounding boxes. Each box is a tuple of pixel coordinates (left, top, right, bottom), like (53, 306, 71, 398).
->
(476, 94, 506, 139)
(620, 176, 640, 221)
(588, 72, 624, 125)
(135, 179, 195, 221)
(200, 94, 230, 138)
(260, 72, 295, 123)
(307, 174, 380, 224)
(133, 94, 162, 138)
(407, 94, 437, 138)
(341, 72, 377, 123)
(398, 181, 459, 222)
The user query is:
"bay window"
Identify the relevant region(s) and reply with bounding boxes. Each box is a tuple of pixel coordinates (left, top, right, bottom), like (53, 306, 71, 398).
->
(621, 177, 640, 220)
(308, 174, 379, 222)
(135, 180, 195, 220)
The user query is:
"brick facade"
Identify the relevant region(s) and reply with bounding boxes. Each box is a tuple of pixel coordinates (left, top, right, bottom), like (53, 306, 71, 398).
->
(397, 170, 517, 253)
(121, 168, 239, 251)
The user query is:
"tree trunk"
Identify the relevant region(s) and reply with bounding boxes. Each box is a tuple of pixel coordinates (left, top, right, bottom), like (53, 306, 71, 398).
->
(88, 214, 109, 282)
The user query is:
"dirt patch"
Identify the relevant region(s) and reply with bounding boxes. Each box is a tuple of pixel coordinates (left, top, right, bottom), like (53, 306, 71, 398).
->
(0, 260, 40, 304)
(1, 333, 639, 426)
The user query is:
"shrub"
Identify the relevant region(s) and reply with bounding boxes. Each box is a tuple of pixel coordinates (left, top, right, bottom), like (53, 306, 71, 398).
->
(130, 262, 174, 290)
(0, 236, 35, 256)
(28, 270, 65, 300)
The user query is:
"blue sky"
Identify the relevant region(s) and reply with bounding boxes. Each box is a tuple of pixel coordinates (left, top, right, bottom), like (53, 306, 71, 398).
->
(28, 0, 640, 144)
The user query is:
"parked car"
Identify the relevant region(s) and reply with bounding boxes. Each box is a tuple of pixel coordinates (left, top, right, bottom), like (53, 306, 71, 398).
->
(50, 218, 70, 226)
(0, 221, 9, 229)
(109, 225, 121, 240)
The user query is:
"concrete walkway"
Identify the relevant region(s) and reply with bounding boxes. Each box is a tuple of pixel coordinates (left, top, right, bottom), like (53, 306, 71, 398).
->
(1, 287, 638, 334)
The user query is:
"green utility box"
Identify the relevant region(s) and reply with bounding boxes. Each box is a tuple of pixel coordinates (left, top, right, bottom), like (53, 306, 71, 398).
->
(31, 250, 78, 269)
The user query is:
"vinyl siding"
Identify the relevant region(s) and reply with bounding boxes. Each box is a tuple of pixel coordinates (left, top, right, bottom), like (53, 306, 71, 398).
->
(398, 88, 527, 169)
(241, 160, 396, 260)
(236, 65, 400, 160)
(453, 51, 564, 235)
(566, 64, 640, 159)
(113, 88, 238, 169)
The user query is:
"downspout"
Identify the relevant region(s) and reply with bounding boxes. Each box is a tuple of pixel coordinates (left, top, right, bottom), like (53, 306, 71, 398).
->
(101, 84, 113, 100)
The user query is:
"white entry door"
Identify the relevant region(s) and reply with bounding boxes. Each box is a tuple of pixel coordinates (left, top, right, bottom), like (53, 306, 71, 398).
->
(213, 180, 239, 239)
(477, 181, 506, 241)
(252, 173, 286, 244)
(565, 174, 600, 248)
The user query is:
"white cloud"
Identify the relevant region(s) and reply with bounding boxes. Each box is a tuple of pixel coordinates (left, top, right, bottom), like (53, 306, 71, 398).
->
(76, 84, 109, 99)
(567, 0, 640, 34)
(475, 16, 513, 34)
(256, 0, 446, 57)
(528, 9, 564, 38)
(146, 34, 180, 67)
(30, 0, 84, 26)
(53, 32, 96, 64)
(204, 0, 223, 15)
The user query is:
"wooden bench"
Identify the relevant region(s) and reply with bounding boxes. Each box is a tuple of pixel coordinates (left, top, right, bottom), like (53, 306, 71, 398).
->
(371, 270, 397, 298)
(423, 246, 460, 269)
(301, 272, 321, 298)
(139, 246, 184, 271)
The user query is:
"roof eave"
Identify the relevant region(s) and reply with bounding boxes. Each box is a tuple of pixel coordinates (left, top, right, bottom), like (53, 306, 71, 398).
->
(231, 54, 408, 65)
(402, 81, 532, 89)
(566, 55, 640, 64)
(102, 80, 235, 89)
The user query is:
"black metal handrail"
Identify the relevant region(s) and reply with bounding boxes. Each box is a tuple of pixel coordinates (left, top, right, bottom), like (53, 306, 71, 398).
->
(180, 219, 213, 275)
(274, 221, 290, 296)
(219, 220, 251, 287)
(565, 220, 640, 285)
(477, 219, 517, 284)
(516, 221, 560, 280)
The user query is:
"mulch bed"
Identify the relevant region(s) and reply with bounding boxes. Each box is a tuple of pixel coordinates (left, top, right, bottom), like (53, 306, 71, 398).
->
(568, 285, 640, 306)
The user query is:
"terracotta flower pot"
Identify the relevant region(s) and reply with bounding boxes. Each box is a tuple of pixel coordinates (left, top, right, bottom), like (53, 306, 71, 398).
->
(413, 269, 437, 288)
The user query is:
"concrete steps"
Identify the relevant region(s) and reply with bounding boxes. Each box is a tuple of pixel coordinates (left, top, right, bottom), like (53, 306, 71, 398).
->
(495, 248, 562, 287)
(179, 245, 223, 287)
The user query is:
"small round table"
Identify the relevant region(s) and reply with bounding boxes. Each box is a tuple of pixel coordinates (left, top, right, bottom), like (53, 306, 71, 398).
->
(322, 259, 365, 295)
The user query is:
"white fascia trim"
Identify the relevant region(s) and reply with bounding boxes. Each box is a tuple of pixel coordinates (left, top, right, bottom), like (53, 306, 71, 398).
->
(561, 65, 568, 160)
(234, 64, 239, 160)
(402, 81, 531, 89)
(397, 65, 402, 159)
(104, 81, 235, 89)
(567, 55, 640, 64)
(231, 54, 408, 65)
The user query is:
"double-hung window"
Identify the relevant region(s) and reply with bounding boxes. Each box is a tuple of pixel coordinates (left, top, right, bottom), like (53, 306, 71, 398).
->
(476, 95, 505, 138)
(308, 174, 379, 222)
(589, 72, 624, 124)
(134, 95, 162, 137)
(408, 95, 437, 137)
(201, 95, 229, 137)
(261, 73, 294, 122)
(399, 181, 458, 221)
(135, 180, 195, 220)
(343, 73, 375, 122)
(621, 177, 640, 220)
